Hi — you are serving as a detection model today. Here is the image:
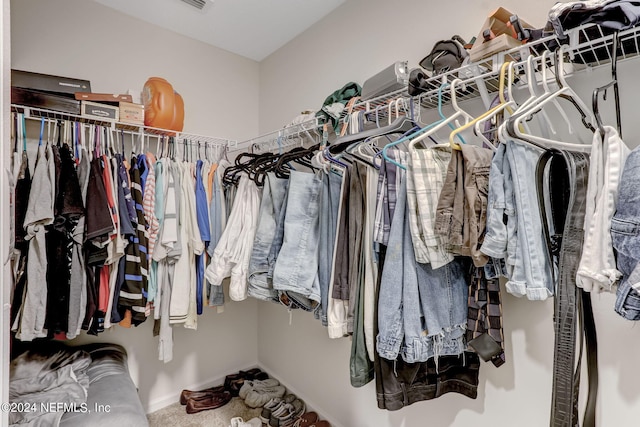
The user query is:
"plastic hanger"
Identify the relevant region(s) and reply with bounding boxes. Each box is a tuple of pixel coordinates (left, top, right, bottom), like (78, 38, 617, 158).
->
(592, 31, 622, 139)
(407, 79, 474, 150)
(503, 48, 595, 151)
(474, 61, 520, 147)
(449, 62, 512, 150)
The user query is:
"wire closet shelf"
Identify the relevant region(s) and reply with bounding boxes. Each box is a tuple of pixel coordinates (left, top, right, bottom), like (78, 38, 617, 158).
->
(235, 116, 325, 154)
(340, 22, 640, 124)
(10, 104, 238, 151)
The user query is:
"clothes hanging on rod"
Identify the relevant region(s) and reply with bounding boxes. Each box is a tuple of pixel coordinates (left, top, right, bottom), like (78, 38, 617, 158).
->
(8, 113, 233, 365)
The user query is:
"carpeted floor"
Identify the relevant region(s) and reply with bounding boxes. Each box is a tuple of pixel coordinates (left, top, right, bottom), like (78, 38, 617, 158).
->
(147, 397, 263, 427)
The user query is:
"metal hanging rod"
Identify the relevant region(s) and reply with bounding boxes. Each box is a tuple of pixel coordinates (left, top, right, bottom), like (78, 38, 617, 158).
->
(234, 116, 324, 153)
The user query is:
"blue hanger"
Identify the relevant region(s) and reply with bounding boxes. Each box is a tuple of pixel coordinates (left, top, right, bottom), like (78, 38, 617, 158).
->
(38, 117, 45, 147)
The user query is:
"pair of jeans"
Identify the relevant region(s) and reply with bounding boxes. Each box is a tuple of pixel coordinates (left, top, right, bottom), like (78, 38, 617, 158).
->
(613, 146, 640, 320)
(377, 178, 470, 363)
(248, 173, 288, 301)
(273, 171, 323, 307)
(374, 248, 479, 410)
(317, 171, 342, 325)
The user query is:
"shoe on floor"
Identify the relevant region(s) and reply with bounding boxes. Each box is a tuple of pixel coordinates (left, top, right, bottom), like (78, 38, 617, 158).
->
(244, 385, 286, 408)
(292, 412, 319, 427)
(230, 417, 262, 427)
(239, 368, 269, 381)
(308, 421, 331, 427)
(185, 391, 232, 414)
(260, 397, 284, 423)
(180, 384, 225, 405)
(239, 378, 280, 400)
(269, 396, 305, 427)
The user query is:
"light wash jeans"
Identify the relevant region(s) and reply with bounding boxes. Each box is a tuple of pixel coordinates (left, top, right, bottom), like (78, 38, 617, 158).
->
(377, 178, 470, 363)
(273, 171, 323, 306)
(613, 147, 640, 320)
(248, 173, 288, 301)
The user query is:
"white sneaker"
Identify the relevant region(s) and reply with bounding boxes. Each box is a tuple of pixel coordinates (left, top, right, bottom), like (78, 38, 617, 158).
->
(230, 417, 245, 427)
(241, 418, 262, 427)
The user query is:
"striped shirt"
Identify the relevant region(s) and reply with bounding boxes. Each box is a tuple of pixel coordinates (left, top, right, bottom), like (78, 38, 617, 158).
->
(119, 156, 149, 325)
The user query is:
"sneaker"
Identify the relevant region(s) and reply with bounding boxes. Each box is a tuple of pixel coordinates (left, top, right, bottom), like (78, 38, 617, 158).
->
(269, 397, 305, 427)
(260, 397, 284, 424)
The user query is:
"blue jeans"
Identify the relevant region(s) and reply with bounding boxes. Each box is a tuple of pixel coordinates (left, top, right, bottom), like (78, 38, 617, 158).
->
(377, 178, 470, 363)
(248, 173, 288, 301)
(273, 171, 323, 306)
(613, 148, 640, 320)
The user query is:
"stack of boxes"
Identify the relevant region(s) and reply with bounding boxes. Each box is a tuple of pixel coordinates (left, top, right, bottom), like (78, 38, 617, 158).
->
(11, 69, 144, 126)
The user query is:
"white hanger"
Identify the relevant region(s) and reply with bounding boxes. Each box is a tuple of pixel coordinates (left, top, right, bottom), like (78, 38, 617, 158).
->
(408, 78, 474, 150)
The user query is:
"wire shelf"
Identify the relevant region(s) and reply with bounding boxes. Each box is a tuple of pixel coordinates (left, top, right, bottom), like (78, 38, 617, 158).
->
(337, 22, 640, 130)
(11, 104, 236, 148)
(235, 117, 324, 153)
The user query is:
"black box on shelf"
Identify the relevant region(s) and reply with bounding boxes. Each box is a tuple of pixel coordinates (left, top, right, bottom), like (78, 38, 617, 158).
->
(11, 69, 91, 96)
(11, 86, 81, 115)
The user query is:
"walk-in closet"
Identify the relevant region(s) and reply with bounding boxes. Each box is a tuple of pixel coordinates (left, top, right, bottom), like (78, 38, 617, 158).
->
(4, 0, 640, 426)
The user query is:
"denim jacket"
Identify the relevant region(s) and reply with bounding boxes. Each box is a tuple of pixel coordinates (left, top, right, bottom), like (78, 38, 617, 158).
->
(480, 140, 554, 300)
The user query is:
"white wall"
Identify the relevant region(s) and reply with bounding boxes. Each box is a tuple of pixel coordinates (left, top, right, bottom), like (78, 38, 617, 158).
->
(258, 1, 640, 427)
(10, 0, 261, 413)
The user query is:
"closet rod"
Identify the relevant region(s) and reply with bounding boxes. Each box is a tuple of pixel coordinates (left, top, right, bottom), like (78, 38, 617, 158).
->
(234, 116, 324, 152)
(11, 104, 236, 149)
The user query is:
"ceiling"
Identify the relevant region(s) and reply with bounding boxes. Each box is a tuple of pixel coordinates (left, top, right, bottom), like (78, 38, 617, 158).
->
(92, 0, 346, 62)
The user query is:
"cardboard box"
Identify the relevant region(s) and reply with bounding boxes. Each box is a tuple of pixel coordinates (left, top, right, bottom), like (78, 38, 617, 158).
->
(119, 102, 144, 125)
(12, 87, 81, 115)
(12, 69, 91, 96)
(81, 101, 119, 121)
(469, 7, 533, 62)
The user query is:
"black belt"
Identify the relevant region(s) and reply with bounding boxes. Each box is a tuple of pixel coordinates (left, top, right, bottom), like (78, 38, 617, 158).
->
(536, 149, 598, 427)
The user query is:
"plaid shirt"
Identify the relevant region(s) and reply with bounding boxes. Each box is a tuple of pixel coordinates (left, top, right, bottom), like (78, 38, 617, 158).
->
(373, 148, 406, 246)
(466, 266, 505, 367)
(407, 146, 454, 269)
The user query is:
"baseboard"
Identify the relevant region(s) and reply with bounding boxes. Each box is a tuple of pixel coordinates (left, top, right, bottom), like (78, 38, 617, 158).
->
(145, 360, 260, 414)
(257, 361, 344, 427)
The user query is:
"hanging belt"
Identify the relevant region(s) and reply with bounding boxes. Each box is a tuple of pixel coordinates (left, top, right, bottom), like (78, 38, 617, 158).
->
(536, 149, 598, 427)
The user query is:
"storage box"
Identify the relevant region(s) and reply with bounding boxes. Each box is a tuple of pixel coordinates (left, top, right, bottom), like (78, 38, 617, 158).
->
(12, 86, 81, 115)
(12, 69, 91, 96)
(81, 101, 119, 121)
(75, 92, 133, 104)
(469, 7, 533, 62)
(119, 102, 144, 125)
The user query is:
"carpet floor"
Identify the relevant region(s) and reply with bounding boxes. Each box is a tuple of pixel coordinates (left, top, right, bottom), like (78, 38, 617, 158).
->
(147, 397, 263, 427)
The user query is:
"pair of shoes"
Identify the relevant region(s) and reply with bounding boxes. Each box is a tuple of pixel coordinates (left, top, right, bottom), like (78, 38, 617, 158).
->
(241, 379, 286, 408)
(185, 390, 232, 414)
(230, 417, 262, 427)
(179, 384, 225, 405)
(268, 395, 305, 427)
(239, 368, 269, 381)
(225, 368, 269, 397)
(292, 412, 331, 427)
